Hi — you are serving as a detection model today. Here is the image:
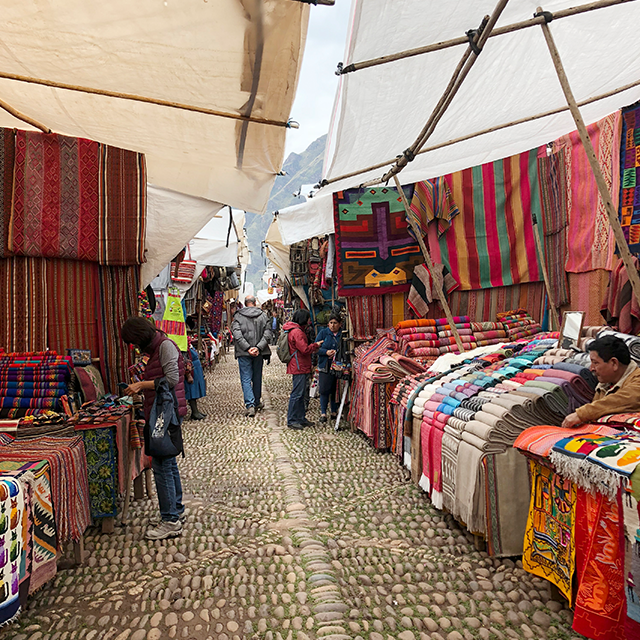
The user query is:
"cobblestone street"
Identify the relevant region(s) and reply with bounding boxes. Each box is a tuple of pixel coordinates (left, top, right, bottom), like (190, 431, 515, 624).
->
(3, 355, 582, 640)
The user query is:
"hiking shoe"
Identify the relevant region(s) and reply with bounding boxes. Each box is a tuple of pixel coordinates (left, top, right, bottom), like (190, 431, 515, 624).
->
(287, 423, 305, 430)
(319, 415, 327, 423)
(256, 401, 264, 411)
(247, 406, 256, 417)
(145, 520, 182, 540)
(301, 419, 314, 427)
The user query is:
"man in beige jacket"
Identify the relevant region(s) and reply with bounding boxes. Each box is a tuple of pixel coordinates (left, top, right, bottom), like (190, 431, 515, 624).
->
(562, 335, 640, 428)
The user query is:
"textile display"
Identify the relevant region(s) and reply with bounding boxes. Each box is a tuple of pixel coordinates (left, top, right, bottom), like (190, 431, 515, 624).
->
(537, 148, 570, 307)
(407, 263, 458, 318)
(10, 131, 101, 261)
(568, 270, 612, 327)
(596, 328, 640, 363)
(0, 436, 90, 544)
(0, 128, 14, 257)
(157, 287, 188, 352)
(209, 291, 224, 333)
(408, 177, 460, 237)
(601, 257, 640, 335)
(522, 460, 576, 604)
(554, 112, 619, 272)
(427, 148, 542, 290)
(0, 258, 48, 353)
(383, 291, 411, 329)
(0, 459, 56, 594)
(346, 295, 385, 340)
(46, 259, 101, 357)
(620, 102, 640, 254)
(622, 491, 640, 630)
(333, 185, 423, 296)
(573, 488, 627, 640)
(80, 426, 118, 519)
(96, 266, 140, 393)
(0, 477, 24, 626)
(98, 145, 146, 265)
(514, 423, 621, 458)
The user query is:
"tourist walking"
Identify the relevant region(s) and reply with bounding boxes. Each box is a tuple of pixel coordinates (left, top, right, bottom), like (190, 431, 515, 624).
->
(316, 314, 342, 423)
(120, 317, 187, 540)
(282, 309, 321, 429)
(232, 295, 272, 416)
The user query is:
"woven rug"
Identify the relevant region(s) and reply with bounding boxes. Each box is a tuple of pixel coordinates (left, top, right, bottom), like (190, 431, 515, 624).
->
(96, 266, 140, 393)
(10, 131, 100, 261)
(0, 257, 48, 352)
(81, 426, 118, 519)
(0, 459, 56, 594)
(568, 270, 611, 326)
(0, 128, 14, 257)
(573, 487, 626, 639)
(554, 112, 619, 272)
(333, 185, 423, 296)
(46, 259, 101, 357)
(98, 145, 146, 265)
(427, 148, 542, 290)
(619, 103, 640, 255)
(0, 477, 24, 625)
(522, 459, 576, 604)
(346, 295, 386, 340)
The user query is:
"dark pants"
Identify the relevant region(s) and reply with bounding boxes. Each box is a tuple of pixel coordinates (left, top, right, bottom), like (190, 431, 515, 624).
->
(238, 356, 264, 408)
(319, 371, 338, 415)
(151, 456, 184, 522)
(287, 373, 309, 425)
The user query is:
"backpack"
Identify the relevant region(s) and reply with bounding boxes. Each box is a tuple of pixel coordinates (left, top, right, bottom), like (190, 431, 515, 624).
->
(276, 330, 293, 363)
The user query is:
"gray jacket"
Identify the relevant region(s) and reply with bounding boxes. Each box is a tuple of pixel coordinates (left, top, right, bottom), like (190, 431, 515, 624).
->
(232, 307, 272, 358)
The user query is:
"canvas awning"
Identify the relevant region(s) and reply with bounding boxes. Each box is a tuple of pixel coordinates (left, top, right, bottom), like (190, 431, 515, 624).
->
(318, 0, 640, 193)
(275, 194, 335, 245)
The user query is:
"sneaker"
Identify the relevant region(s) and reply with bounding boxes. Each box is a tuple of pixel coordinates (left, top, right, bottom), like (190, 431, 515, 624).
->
(247, 406, 256, 417)
(145, 520, 183, 540)
(319, 415, 327, 423)
(287, 423, 305, 430)
(256, 401, 264, 411)
(301, 419, 314, 427)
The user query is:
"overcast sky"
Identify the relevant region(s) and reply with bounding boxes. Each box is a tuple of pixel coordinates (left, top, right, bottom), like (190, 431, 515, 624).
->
(284, 1, 352, 158)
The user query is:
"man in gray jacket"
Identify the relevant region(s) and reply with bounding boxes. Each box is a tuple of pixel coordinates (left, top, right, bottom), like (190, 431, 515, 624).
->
(232, 296, 272, 416)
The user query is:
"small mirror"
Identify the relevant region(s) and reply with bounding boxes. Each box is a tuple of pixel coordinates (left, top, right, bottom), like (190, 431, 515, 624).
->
(558, 311, 585, 350)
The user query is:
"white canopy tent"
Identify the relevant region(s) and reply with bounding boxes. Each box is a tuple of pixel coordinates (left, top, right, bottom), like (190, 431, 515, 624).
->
(275, 193, 335, 246)
(0, 0, 309, 280)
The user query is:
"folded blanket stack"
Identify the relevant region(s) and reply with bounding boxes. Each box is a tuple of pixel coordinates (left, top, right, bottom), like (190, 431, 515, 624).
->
(496, 309, 542, 341)
(0, 352, 73, 416)
(596, 327, 640, 363)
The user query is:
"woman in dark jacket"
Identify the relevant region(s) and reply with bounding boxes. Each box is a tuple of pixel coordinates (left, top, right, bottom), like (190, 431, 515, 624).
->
(282, 309, 321, 429)
(316, 315, 342, 423)
(121, 317, 187, 541)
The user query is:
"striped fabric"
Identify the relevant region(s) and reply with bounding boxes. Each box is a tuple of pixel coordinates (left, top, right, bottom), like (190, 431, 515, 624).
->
(427, 148, 543, 290)
(0, 128, 14, 257)
(408, 176, 460, 237)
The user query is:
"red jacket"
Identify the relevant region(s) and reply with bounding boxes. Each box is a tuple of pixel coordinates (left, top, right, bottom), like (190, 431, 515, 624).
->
(283, 321, 319, 374)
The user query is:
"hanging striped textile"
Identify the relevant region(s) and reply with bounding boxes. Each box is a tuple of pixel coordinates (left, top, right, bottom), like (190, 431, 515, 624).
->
(346, 295, 385, 340)
(0, 128, 14, 257)
(409, 176, 460, 237)
(427, 148, 543, 290)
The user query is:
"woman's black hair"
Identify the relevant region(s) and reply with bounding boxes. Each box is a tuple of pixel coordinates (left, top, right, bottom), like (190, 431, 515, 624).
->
(120, 316, 160, 350)
(292, 309, 311, 327)
(328, 314, 342, 324)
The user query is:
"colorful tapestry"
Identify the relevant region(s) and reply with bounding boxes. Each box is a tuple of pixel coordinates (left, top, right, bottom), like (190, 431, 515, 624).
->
(0, 477, 24, 625)
(98, 145, 146, 265)
(96, 266, 140, 393)
(554, 112, 619, 272)
(46, 259, 101, 357)
(538, 147, 570, 307)
(573, 488, 626, 640)
(81, 426, 117, 519)
(568, 269, 612, 327)
(427, 148, 542, 290)
(0, 128, 15, 257)
(333, 185, 423, 296)
(0, 258, 48, 353)
(383, 292, 410, 329)
(0, 460, 56, 594)
(407, 263, 458, 318)
(622, 491, 640, 631)
(209, 291, 224, 333)
(522, 460, 576, 604)
(408, 176, 460, 237)
(346, 295, 385, 340)
(158, 287, 188, 352)
(10, 131, 100, 261)
(620, 102, 640, 254)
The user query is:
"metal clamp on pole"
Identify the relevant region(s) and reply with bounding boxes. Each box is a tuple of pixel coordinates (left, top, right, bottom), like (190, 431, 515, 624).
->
(534, 9, 554, 22)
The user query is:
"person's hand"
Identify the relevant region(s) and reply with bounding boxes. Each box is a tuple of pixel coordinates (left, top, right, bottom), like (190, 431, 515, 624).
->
(248, 347, 260, 357)
(327, 349, 336, 357)
(125, 382, 144, 396)
(561, 412, 581, 429)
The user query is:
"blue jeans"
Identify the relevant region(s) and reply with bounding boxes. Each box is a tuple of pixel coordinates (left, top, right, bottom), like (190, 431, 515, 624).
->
(238, 356, 264, 408)
(287, 373, 308, 425)
(151, 455, 183, 522)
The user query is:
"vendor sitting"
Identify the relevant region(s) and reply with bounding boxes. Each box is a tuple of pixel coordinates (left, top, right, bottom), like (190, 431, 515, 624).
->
(562, 335, 640, 428)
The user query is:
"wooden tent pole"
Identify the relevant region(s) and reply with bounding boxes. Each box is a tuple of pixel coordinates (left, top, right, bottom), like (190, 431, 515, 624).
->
(532, 214, 560, 330)
(0, 98, 49, 133)
(393, 175, 465, 354)
(538, 9, 640, 311)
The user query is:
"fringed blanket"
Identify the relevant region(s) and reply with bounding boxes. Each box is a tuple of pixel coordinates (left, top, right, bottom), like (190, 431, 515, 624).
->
(514, 424, 621, 458)
(0, 477, 24, 626)
(522, 460, 576, 604)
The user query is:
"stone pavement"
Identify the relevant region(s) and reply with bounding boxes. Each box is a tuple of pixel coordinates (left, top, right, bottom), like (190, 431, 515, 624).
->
(3, 355, 584, 640)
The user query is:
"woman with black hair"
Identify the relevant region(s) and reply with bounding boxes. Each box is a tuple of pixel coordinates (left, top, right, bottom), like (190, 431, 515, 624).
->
(282, 309, 322, 429)
(315, 314, 343, 423)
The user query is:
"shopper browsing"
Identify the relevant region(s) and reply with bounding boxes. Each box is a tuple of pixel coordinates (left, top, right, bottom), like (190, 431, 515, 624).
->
(316, 314, 343, 423)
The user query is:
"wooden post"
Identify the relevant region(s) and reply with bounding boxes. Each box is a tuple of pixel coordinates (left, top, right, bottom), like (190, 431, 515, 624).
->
(538, 9, 640, 310)
(532, 214, 560, 330)
(393, 175, 465, 353)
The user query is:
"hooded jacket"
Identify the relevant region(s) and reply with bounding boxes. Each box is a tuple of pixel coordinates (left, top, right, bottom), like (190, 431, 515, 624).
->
(232, 307, 272, 358)
(283, 321, 319, 374)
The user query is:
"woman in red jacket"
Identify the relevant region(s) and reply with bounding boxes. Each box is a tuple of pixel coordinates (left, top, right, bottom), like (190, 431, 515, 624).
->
(282, 309, 321, 429)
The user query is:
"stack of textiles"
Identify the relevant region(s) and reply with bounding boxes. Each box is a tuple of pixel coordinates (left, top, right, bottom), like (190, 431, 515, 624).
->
(15, 412, 75, 439)
(496, 309, 542, 341)
(0, 436, 90, 543)
(397, 316, 480, 357)
(470, 322, 507, 347)
(0, 352, 72, 418)
(595, 327, 640, 362)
